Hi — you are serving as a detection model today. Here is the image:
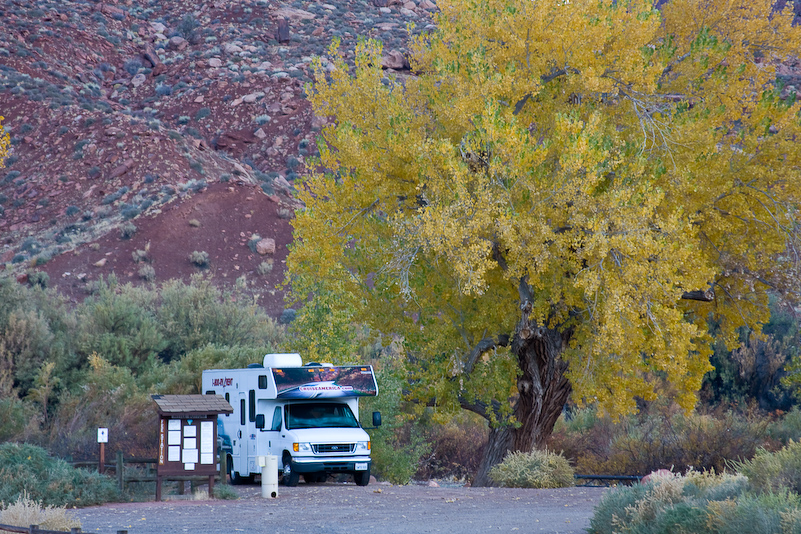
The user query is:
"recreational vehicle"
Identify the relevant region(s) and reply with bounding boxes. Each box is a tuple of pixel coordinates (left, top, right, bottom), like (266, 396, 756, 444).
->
(201, 353, 380, 486)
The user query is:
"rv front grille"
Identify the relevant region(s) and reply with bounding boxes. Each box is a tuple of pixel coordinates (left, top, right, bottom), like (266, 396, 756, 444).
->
(313, 443, 355, 454)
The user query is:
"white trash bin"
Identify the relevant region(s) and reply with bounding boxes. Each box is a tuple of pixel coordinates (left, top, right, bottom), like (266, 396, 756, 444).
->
(259, 455, 279, 498)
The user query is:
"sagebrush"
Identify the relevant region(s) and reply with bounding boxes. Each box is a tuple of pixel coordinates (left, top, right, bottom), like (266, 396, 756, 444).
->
(488, 450, 574, 489)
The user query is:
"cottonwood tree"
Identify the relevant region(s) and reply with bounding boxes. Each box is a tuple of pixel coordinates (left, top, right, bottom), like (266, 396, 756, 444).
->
(287, 0, 801, 485)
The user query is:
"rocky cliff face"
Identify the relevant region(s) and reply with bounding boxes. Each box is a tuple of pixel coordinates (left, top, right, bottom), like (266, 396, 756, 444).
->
(0, 0, 434, 314)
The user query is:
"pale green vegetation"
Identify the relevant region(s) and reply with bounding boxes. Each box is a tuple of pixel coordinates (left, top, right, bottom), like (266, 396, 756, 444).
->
(590, 444, 801, 534)
(488, 450, 574, 489)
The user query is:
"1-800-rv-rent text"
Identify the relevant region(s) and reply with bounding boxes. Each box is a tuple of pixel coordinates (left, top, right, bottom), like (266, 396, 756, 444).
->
(201, 353, 381, 486)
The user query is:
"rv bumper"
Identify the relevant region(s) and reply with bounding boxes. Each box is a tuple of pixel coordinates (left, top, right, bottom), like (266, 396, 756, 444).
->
(290, 455, 372, 473)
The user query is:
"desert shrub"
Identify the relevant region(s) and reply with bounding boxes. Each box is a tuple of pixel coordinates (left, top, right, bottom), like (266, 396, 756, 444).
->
(211, 483, 238, 500)
(257, 260, 273, 275)
(768, 407, 801, 444)
(279, 308, 296, 324)
(0, 493, 81, 531)
(0, 442, 119, 506)
(416, 412, 487, 481)
(76, 278, 165, 374)
(138, 264, 156, 281)
(703, 298, 799, 412)
(132, 249, 149, 263)
(589, 471, 757, 534)
(360, 361, 431, 485)
(0, 397, 30, 442)
(247, 234, 261, 253)
(488, 449, 574, 489)
(161, 344, 272, 394)
(548, 405, 770, 476)
(708, 491, 801, 534)
(49, 354, 159, 460)
(194, 107, 211, 121)
(156, 275, 284, 361)
(189, 250, 210, 268)
(102, 186, 128, 205)
(735, 441, 801, 496)
(26, 271, 49, 289)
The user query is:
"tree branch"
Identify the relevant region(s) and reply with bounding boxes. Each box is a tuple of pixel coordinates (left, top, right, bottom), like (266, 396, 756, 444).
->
(513, 67, 580, 115)
(463, 334, 511, 375)
(681, 289, 714, 302)
(457, 395, 506, 422)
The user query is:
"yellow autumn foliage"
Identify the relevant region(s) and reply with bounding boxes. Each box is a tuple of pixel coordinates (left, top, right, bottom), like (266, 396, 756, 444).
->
(0, 115, 9, 168)
(288, 0, 801, 423)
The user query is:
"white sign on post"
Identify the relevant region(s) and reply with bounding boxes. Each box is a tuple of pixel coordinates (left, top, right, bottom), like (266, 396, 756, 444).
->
(97, 428, 109, 443)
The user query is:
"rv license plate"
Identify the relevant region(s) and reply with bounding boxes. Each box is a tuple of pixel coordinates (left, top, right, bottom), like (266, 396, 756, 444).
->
(355, 463, 368, 471)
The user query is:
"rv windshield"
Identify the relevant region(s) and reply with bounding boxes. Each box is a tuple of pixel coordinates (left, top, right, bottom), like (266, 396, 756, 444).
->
(285, 403, 360, 429)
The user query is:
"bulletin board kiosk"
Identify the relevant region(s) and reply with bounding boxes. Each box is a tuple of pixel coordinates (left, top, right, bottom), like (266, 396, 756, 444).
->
(151, 394, 233, 501)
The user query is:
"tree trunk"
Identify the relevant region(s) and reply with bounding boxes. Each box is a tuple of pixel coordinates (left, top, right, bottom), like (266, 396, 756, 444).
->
(472, 280, 573, 487)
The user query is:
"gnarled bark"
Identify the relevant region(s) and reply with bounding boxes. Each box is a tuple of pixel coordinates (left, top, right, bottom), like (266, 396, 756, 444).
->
(471, 279, 573, 487)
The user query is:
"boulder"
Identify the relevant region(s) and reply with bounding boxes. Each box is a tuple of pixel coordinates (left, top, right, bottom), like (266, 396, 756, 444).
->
(256, 238, 276, 255)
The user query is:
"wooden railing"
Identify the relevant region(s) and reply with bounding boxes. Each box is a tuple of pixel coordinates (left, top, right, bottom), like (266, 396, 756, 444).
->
(68, 450, 229, 493)
(574, 474, 643, 486)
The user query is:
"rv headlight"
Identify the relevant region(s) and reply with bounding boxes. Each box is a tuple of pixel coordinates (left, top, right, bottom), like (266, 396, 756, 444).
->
(293, 442, 312, 453)
(355, 441, 370, 452)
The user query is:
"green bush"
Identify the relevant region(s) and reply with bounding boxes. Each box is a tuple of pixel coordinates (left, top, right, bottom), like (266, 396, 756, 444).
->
(360, 362, 431, 485)
(488, 449, 574, 489)
(189, 250, 210, 268)
(0, 443, 119, 507)
(768, 407, 801, 444)
(212, 484, 239, 500)
(735, 441, 801, 496)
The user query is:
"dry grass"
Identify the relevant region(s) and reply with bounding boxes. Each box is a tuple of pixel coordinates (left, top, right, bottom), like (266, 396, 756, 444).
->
(0, 493, 81, 531)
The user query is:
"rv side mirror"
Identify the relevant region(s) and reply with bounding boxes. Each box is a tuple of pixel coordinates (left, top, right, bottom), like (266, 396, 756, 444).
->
(372, 411, 382, 427)
(255, 414, 265, 430)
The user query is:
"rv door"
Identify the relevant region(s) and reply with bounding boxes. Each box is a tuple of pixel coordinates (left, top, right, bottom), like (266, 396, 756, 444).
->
(237, 391, 248, 473)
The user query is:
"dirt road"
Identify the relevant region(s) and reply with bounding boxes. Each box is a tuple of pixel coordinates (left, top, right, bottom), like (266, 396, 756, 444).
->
(76, 484, 607, 534)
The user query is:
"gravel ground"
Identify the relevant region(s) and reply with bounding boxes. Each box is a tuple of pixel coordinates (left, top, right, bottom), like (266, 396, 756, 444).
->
(76, 483, 607, 534)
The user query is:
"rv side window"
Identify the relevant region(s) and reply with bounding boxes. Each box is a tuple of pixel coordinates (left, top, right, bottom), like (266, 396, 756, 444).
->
(258, 375, 268, 389)
(225, 393, 230, 416)
(205, 390, 215, 395)
(249, 390, 256, 422)
(270, 407, 282, 431)
(240, 399, 245, 426)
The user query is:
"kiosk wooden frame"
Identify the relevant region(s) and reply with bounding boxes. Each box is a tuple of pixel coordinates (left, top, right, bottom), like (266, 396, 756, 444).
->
(151, 394, 233, 501)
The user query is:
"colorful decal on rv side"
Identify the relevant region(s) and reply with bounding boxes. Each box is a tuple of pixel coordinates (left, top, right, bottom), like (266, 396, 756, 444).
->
(272, 366, 377, 398)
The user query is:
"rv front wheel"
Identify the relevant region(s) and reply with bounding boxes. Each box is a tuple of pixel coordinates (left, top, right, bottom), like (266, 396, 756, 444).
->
(354, 466, 370, 487)
(282, 455, 300, 487)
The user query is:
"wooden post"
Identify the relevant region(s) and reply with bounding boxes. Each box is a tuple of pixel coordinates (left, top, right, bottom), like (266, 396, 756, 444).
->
(71, 528, 82, 533)
(208, 475, 215, 498)
(219, 452, 228, 485)
(99, 442, 105, 474)
(30, 525, 39, 533)
(156, 475, 162, 502)
(116, 450, 124, 492)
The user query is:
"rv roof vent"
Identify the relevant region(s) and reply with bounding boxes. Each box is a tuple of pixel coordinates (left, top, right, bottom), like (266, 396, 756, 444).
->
(247, 363, 264, 368)
(263, 353, 303, 368)
(304, 362, 322, 366)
